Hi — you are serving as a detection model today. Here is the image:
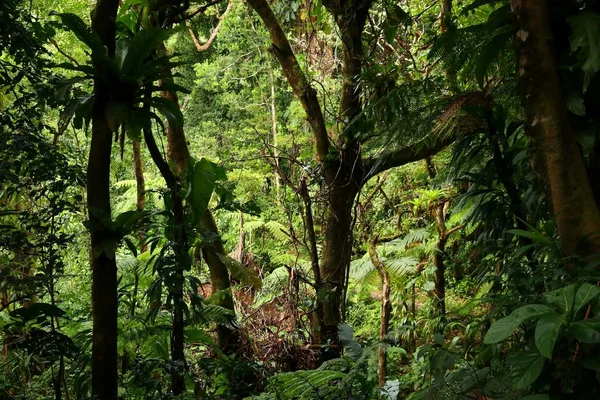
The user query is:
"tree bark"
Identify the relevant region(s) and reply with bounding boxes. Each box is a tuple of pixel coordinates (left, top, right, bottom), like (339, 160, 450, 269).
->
(269, 68, 281, 201)
(89, 0, 120, 398)
(366, 240, 391, 388)
(512, 0, 600, 255)
(157, 37, 240, 354)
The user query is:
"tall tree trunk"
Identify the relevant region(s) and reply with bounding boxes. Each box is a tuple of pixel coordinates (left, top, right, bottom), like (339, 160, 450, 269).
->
(269, 68, 281, 201)
(160, 75, 239, 353)
(512, 0, 600, 255)
(89, 0, 119, 398)
(133, 139, 147, 248)
(299, 179, 324, 346)
(366, 240, 391, 388)
(433, 203, 447, 316)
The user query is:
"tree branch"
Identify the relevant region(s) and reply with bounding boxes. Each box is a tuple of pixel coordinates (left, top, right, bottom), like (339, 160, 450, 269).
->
(363, 132, 459, 182)
(187, 2, 233, 52)
(246, 0, 330, 162)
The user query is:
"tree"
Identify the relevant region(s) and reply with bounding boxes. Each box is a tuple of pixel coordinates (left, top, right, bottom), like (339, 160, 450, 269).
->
(246, 0, 477, 355)
(512, 0, 600, 255)
(88, 0, 120, 398)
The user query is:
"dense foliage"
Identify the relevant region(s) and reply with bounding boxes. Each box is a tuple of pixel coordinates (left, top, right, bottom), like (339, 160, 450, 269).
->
(2, 0, 600, 399)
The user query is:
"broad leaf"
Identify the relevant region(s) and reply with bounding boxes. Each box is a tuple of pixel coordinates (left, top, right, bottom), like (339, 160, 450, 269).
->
(485, 304, 553, 344)
(568, 11, 600, 75)
(120, 27, 173, 74)
(10, 303, 68, 322)
(50, 12, 102, 54)
(534, 313, 564, 359)
(507, 229, 552, 246)
(152, 96, 184, 131)
(338, 323, 362, 361)
(189, 158, 221, 224)
(573, 283, 600, 318)
(511, 351, 545, 389)
(484, 315, 521, 343)
(544, 284, 576, 315)
(571, 318, 600, 343)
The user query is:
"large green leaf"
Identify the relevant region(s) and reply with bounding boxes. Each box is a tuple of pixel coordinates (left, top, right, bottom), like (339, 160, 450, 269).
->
(570, 318, 600, 343)
(511, 351, 545, 389)
(152, 96, 184, 132)
(485, 304, 553, 344)
(568, 11, 600, 75)
(573, 283, 600, 318)
(189, 158, 226, 224)
(534, 313, 564, 359)
(484, 315, 521, 344)
(50, 12, 102, 54)
(338, 323, 363, 361)
(544, 284, 576, 316)
(507, 229, 552, 246)
(10, 303, 68, 322)
(120, 27, 173, 74)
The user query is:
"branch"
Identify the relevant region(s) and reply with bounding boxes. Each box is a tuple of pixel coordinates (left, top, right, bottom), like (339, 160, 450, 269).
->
(445, 224, 464, 238)
(246, 0, 330, 162)
(183, 0, 223, 21)
(49, 38, 80, 65)
(363, 131, 459, 182)
(187, 2, 233, 52)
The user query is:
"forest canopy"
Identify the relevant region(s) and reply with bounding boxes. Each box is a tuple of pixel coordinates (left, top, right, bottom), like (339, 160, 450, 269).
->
(2, 0, 600, 399)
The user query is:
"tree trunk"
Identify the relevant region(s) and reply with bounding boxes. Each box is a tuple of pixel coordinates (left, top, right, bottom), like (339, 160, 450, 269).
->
(512, 0, 600, 255)
(433, 203, 447, 316)
(320, 163, 360, 359)
(299, 179, 324, 346)
(366, 240, 391, 388)
(269, 68, 281, 201)
(132, 139, 147, 248)
(156, 46, 240, 353)
(89, 1, 119, 398)
(142, 111, 187, 395)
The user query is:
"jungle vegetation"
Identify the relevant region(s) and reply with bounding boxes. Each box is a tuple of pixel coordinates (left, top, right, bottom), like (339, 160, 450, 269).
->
(2, 0, 600, 398)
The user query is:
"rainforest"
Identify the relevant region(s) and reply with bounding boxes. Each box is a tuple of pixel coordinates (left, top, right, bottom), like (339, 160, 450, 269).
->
(2, 0, 600, 399)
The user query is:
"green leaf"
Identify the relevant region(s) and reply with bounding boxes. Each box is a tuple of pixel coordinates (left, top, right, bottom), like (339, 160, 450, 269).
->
(338, 323, 362, 360)
(579, 356, 600, 371)
(152, 96, 184, 131)
(190, 159, 218, 224)
(484, 316, 521, 343)
(51, 12, 102, 54)
(571, 318, 600, 343)
(507, 229, 552, 246)
(485, 305, 553, 344)
(511, 351, 545, 389)
(511, 304, 554, 320)
(10, 303, 69, 322)
(568, 11, 600, 75)
(544, 284, 576, 315)
(573, 283, 600, 318)
(534, 313, 564, 359)
(120, 27, 173, 74)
